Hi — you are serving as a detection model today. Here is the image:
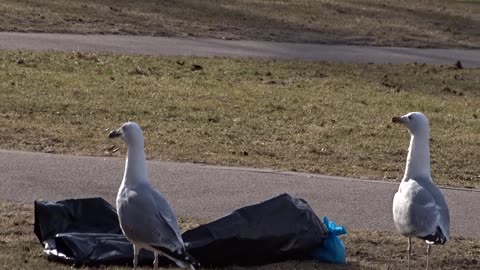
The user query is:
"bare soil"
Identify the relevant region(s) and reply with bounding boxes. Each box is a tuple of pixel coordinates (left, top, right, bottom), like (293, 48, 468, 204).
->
(1, 202, 478, 270)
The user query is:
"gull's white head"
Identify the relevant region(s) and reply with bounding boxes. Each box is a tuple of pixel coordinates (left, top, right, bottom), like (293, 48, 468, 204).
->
(109, 122, 144, 146)
(392, 112, 430, 136)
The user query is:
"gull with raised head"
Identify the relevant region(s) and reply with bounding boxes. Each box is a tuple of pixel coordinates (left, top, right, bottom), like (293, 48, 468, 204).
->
(391, 112, 450, 270)
(109, 122, 199, 270)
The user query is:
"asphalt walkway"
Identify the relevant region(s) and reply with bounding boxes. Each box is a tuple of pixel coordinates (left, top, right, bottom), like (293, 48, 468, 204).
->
(0, 150, 478, 237)
(1, 32, 479, 67)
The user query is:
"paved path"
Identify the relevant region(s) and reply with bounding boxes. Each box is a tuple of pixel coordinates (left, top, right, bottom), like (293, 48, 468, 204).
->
(1, 32, 480, 67)
(0, 150, 478, 237)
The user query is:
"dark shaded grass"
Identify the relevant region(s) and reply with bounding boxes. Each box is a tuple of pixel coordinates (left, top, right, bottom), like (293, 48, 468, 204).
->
(0, 0, 479, 48)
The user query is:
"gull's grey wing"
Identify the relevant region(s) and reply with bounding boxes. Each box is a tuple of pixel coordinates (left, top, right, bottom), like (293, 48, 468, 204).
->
(117, 182, 184, 253)
(393, 177, 449, 241)
(419, 177, 450, 241)
(150, 186, 184, 241)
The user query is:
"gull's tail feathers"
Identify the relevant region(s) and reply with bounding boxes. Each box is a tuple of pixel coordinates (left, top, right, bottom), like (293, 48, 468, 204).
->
(420, 226, 448, 245)
(151, 244, 200, 269)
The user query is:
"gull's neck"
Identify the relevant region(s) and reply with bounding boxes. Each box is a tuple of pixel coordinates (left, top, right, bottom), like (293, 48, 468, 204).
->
(403, 131, 431, 181)
(122, 141, 149, 188)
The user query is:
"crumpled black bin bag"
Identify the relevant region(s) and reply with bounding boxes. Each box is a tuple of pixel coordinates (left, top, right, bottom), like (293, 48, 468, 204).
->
(51, 233, 163, 266)
(34, 194, 328, 267)
(182, 193, 328, 266)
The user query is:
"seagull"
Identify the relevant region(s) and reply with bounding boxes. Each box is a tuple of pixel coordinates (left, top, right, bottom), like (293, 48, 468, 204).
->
(391, 112, 450, 270)
(109, 122, 199, 270)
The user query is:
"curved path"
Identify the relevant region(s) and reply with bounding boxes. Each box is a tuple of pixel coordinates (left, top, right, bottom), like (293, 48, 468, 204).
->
(1, 32, 480, 67)
(0, 150, 478, 237)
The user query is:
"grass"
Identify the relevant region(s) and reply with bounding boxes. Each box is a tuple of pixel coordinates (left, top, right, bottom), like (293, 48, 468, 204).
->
(1, 2, 478, 269)
(0, 50, 479, 188)
(1, 202, 479, 270)
(0, 0, 479, 48)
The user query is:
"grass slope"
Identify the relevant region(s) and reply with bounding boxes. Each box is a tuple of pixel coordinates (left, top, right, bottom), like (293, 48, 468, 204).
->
(0, 0, 479, 48)
(0, 50, 479, 188)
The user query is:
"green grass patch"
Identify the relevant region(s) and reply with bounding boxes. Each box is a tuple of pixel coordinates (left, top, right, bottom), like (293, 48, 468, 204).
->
(0, 50, 479, 188)
(1, 202, 478, 270)
(0, 0, 479, 48)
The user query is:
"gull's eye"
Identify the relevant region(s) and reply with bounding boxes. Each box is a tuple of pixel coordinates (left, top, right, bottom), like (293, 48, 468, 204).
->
(408, 115, 413, 120)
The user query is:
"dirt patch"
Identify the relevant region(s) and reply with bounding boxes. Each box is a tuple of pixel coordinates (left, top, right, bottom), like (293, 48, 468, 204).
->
(1, 202, 478, 269)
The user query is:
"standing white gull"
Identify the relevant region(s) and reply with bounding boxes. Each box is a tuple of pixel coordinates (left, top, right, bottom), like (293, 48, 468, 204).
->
(109, 122, 199, 270)
(391, 112, 450, 270)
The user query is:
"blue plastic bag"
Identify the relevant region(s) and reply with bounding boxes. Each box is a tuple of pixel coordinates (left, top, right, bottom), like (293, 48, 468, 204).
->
(310, 216, 347, 264)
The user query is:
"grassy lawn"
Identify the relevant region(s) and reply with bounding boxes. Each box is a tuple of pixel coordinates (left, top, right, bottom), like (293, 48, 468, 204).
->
(0, 0, 479, 48)
(1, 202, 479, 270)
(1, 2, 478, 269)
(0, 50, 479, 188)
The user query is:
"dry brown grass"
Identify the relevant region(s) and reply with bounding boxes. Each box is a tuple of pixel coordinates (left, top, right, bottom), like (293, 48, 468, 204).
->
(1, 202, 478, 270)
(0, 0, 479, 48)
(0, 50, 479, 188)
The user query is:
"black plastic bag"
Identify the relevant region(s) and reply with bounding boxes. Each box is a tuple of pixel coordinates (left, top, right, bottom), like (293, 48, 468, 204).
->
(34, 194, 327, 267)
(182, 194, 328, 266)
